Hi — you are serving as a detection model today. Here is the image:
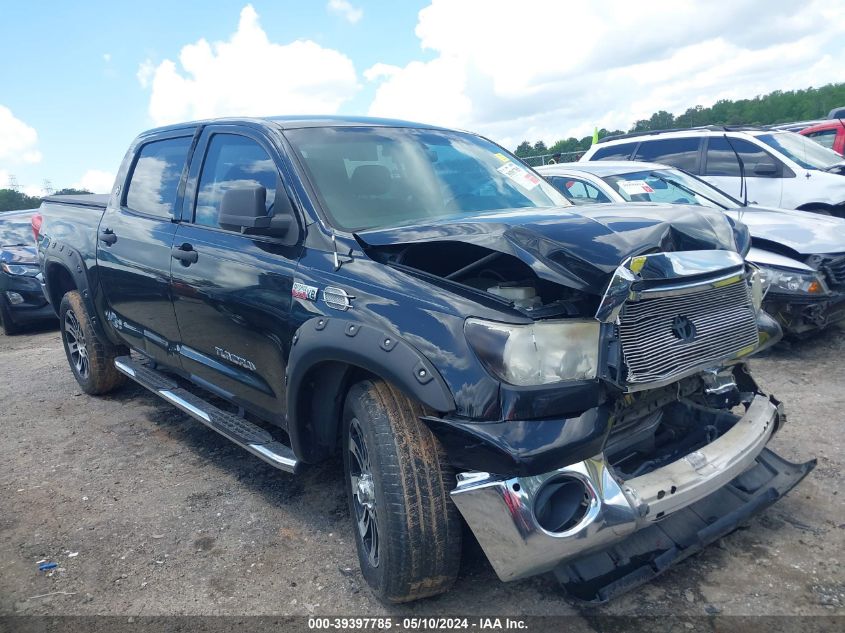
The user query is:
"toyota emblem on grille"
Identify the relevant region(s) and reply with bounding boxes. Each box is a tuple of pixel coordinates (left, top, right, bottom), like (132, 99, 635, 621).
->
(671, 315, 697, 342)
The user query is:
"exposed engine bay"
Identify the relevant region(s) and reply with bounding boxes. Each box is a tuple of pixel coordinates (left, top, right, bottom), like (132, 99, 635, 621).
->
(370, 240, 599, 317)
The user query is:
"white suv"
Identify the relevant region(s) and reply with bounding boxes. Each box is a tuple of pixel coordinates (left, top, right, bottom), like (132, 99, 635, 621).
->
(580, 126, 845, 217)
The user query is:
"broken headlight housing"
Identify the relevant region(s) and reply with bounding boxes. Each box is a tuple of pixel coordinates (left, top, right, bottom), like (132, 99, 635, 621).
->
(758, 266, 828, 296)
(465, 318, 599, 386)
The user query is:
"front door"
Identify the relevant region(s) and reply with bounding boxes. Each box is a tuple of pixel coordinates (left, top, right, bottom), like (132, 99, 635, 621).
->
(169, 128, 302, 423)
(97, 134, 193, 366)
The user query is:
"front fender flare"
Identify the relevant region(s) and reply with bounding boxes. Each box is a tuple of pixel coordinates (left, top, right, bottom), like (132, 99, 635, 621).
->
(286, 316, 456, 460)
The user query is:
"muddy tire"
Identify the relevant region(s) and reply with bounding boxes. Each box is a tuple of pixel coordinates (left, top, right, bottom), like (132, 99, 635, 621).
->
(0, 297, 21, 335)
(59, 291, 127, 395)
(343, 378, 462, 603)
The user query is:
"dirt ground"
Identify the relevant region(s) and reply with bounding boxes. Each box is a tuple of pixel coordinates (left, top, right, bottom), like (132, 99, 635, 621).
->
(0, 323, 843, 622)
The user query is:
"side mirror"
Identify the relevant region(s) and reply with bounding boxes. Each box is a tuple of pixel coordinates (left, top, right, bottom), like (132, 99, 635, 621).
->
(218, 184, 300, 244)
(753, 161, 778, 176)
(218, 186, 271, 229)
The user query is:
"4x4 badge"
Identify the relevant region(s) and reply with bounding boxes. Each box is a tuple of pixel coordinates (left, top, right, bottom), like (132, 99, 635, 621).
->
(292, 282, 318, 301)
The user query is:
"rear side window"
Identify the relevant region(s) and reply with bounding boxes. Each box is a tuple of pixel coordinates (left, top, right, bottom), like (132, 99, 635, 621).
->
(704, 137, 778, 177)
(633, 137, 701, 172)
(589, 142, 637, 161)
(125, 137, 192, 218)
(805, 129, 837, 150)
(194, 134, 279, 228)
(547, 176, 612, 203)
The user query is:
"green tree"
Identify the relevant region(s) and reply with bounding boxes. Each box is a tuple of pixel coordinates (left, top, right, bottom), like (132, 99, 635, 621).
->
(53, 188, 92, 195)
(515, 141, 533, 156)
(0, 189, 41, 212)
(517, 82, 845, 154)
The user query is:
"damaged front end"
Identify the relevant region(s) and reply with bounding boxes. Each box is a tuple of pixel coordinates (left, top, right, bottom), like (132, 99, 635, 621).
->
(442, 249, 814, 602)
(451, 367, 814, 602)
(759, 252, 845, 336)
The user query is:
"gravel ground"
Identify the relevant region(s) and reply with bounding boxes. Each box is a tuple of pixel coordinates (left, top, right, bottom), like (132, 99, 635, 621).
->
(0, 323, 843, 621)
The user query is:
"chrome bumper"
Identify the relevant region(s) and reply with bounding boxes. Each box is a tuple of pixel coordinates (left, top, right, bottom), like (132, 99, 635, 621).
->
(450, 394, 779, 582)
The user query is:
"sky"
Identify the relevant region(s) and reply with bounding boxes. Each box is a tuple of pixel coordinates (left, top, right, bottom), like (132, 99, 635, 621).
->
(1, 0, 844, 195)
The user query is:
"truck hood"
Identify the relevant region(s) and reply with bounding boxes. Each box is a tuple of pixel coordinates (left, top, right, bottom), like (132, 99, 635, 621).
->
(356, 203, 741, 294)
(0, 245, 38, 265)
(725, 206, 845, 255)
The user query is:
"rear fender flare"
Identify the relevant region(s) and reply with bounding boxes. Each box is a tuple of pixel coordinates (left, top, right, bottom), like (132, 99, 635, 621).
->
(43, 247, 108, 339)
(286, 316, 456, 462)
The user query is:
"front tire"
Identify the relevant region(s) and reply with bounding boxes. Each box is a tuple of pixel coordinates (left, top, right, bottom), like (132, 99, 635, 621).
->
(343, 378, 462, 603)
(59, 291, 127, 394)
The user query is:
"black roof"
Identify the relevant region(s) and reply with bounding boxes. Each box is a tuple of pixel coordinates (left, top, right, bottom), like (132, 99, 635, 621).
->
(143, 115, 451, 136)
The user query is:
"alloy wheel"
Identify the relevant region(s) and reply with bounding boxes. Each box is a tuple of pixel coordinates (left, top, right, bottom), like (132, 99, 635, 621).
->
(349, 417, 379, 567)
(64, 309, 89, 379)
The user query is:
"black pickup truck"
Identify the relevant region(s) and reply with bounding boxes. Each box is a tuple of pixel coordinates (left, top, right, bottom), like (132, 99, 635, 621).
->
(35, 116, 814, 604)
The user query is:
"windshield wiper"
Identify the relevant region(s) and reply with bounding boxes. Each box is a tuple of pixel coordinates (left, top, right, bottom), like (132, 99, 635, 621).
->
(649, 174, 729, 210)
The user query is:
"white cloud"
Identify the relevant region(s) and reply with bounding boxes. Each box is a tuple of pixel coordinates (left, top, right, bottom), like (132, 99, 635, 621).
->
(138, 5, 359, 126)
(0, 105, 41, 164)
(73, 169, 116, 194)
(327, 0, 363, 24)
(366, 0, 845, 148)
(103, 52, 111, 63)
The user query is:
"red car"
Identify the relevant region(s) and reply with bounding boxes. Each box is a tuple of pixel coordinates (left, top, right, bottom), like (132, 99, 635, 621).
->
(800, 119, 845, 156)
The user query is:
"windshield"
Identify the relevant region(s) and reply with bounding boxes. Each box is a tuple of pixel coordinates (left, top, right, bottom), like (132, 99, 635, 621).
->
(0, 218, 33, 246)
(757, 132, 843, 170)
(602, 169, 740, 209)
(284, 127, 569, 231)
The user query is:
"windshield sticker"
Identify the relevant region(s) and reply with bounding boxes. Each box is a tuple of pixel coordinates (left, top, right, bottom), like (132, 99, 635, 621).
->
(497, 161, 541, 190)
(493, 152, 510, 163)
(618, 180, 655, 195)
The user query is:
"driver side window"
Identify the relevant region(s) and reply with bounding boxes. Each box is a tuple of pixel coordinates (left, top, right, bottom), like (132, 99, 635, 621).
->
(195, 135, 279, 228)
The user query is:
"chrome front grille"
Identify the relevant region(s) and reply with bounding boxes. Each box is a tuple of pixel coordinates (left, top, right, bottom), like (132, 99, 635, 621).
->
(821, 254, 845, 288)
(618, 280, 758, 386)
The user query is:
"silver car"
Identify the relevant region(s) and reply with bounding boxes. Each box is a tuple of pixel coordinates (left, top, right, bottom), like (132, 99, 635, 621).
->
(538, 161, 845, 336)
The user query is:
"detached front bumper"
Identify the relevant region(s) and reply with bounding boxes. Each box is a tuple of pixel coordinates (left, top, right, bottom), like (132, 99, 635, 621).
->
(450, 395, 814, 601)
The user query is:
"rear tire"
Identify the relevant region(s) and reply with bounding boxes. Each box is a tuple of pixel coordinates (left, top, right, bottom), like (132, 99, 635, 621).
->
(0, 297, 21, 335)
(59, 291, 127, 394)
(343, 378, 462, 603)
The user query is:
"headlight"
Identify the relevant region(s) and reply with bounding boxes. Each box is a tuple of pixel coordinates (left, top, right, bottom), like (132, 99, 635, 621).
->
(465, 318, 599, 386)
(1, 262, 40, 277)
(758, 266, 828, 296)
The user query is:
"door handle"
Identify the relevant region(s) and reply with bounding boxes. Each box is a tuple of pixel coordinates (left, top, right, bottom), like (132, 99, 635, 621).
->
(99, 229, 117, 245)
(171, 244, 198, 265)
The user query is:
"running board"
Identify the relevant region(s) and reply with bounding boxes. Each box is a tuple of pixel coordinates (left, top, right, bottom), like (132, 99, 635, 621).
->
(114, 356, 298, 473)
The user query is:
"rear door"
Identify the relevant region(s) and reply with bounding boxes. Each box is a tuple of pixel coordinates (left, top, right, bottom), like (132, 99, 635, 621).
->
(97, 133, 193, 365)
(632, 136, 702, 173)
(169, 125, 302, 423)
(702, 136, 785, 207)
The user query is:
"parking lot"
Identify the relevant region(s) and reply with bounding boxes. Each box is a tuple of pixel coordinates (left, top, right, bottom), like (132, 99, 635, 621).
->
(1, 324, 843, 621)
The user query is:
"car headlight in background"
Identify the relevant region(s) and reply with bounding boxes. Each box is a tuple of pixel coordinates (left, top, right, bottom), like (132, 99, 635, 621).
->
(749, 266, 765, 311)
(1, 262, 40, 277)
(465, 318, 599, 386)
(758, 266, 829, 296)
